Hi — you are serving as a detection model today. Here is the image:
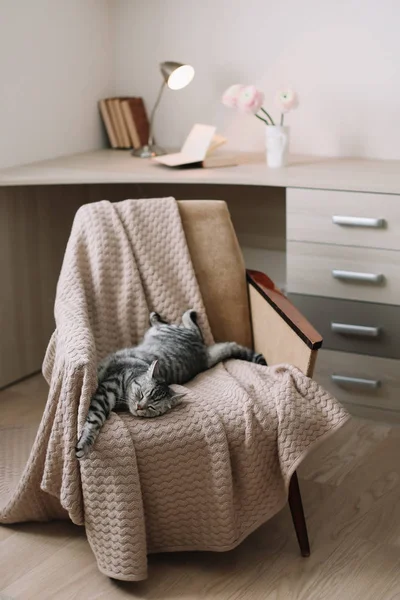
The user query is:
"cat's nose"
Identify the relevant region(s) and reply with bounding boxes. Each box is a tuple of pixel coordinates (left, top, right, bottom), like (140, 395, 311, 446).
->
(137, 402, 146, 410)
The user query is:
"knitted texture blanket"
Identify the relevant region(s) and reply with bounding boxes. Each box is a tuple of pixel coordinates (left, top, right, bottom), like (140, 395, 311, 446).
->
(0, 198, 349, 581)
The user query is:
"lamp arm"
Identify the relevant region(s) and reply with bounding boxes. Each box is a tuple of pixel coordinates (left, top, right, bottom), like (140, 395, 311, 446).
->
(148, 81, 167, 146)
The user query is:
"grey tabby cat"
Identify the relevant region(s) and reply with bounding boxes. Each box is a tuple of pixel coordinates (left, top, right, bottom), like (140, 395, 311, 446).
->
(75, 309, 266, 458)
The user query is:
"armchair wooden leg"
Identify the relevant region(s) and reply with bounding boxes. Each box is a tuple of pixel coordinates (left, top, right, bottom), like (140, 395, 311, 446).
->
(288, 471, 310, 557)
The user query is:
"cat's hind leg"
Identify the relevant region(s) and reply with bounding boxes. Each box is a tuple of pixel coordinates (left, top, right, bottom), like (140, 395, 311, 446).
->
(207, 342, 267, 369)
(149, 312, 169, 327)
(182, 309, 203, 340)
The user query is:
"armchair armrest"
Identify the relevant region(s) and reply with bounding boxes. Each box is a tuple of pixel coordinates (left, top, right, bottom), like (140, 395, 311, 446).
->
(247, 270, 323, 377)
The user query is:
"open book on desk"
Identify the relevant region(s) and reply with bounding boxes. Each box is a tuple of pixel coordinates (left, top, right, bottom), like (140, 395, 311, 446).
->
(152, 124, 238, 169)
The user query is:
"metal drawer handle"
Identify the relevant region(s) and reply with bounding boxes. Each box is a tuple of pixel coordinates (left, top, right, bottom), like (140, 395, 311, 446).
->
(331, 322, 380, 337)
(331, 375, 381, 389)
(332, 270, 384, 284)
(332, 216, 385, 228)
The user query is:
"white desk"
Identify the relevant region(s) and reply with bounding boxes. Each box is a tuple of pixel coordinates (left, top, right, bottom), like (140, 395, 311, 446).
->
(1, 150, 400, 423)
(2, 149, 400, 194)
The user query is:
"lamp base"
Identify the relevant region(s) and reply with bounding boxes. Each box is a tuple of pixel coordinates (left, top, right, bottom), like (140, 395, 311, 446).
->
(131, 144, 166, 158)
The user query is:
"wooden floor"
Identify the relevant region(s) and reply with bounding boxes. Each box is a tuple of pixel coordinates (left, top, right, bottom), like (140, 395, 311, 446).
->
(1, 375, 400, 599)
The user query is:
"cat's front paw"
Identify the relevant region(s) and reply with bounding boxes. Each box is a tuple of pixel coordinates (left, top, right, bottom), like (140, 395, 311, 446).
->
(136, 403, 176, 418)
(253, 353, 267, 366)
(75, 439, 91, 460)
(136, 408, 152, 417)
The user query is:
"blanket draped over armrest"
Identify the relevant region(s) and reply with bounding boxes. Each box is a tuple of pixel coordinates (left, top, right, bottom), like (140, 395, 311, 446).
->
(0, 197, 349, 581)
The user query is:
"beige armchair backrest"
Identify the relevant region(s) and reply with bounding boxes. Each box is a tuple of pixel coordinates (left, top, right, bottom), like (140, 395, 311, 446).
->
(178, 200, 252, 348)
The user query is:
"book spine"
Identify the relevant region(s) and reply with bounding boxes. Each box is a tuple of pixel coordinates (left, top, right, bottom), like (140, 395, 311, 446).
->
(98, 100, 118, 148)
(130, 98, 150, 146)
(106, 99, 123, 147)
(121, 101, 141, 149)
(114, 100, 131, 148)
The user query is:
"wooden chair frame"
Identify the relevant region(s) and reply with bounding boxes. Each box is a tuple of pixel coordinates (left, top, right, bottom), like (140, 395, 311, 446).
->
(247, 270, 323, 557)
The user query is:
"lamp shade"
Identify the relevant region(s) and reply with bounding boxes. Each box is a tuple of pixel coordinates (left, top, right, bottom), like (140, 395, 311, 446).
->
(160, 61, 195, 90)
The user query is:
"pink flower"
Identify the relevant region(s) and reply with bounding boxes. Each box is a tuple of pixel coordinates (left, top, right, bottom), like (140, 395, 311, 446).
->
(236, 85, 265, 114)
(275, 89, 299, 113)
(221, 84, 244, 108)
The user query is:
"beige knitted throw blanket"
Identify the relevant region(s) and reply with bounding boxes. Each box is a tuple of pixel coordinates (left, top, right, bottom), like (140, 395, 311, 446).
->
(0, 198, 349, 581)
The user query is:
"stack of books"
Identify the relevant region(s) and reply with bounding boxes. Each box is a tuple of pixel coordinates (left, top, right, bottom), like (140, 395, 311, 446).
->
(98, 97, 149, 149)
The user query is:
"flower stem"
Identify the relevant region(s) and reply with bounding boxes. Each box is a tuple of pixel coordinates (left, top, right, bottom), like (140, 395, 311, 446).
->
(255, 114, 269, 125)
(280, 113, 284, 126)
(260, 107, 275, 125)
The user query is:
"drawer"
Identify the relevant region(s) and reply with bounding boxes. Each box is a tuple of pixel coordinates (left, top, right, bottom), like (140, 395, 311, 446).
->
(315, 349, 400, 413)
(287, 241, 400, 304)
(288, 294, 400, 359)
(287, 188, 400, 250)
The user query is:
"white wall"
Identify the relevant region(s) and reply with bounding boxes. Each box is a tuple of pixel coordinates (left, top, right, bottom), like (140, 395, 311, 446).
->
(0, 0, 115, 169)
(114, 0, 400, 160)
(3, 1, 399, 166)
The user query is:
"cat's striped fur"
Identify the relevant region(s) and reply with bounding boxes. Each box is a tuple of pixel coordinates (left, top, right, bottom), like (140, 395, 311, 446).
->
(75, 309, 266, 458)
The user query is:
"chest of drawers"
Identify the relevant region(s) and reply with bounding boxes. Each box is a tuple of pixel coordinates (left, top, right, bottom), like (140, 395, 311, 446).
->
(287, 188, 400, 421)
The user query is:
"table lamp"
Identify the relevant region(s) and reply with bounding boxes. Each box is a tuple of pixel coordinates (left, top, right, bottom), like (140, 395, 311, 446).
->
(132, 61, 195, 158)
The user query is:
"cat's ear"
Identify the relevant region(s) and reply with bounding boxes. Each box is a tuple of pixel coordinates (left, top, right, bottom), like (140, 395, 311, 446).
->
(171, 392, 186, 402)
(147, 359, 159, 379)
(171, 393, 186, 408)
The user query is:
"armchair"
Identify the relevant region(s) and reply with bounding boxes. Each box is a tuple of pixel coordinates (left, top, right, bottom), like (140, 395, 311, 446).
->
(178, 199, 323, 557)
(1, 197, 329, 580)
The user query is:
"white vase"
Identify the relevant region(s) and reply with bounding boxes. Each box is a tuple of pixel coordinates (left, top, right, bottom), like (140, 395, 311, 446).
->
(265, 125, 290, 168)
